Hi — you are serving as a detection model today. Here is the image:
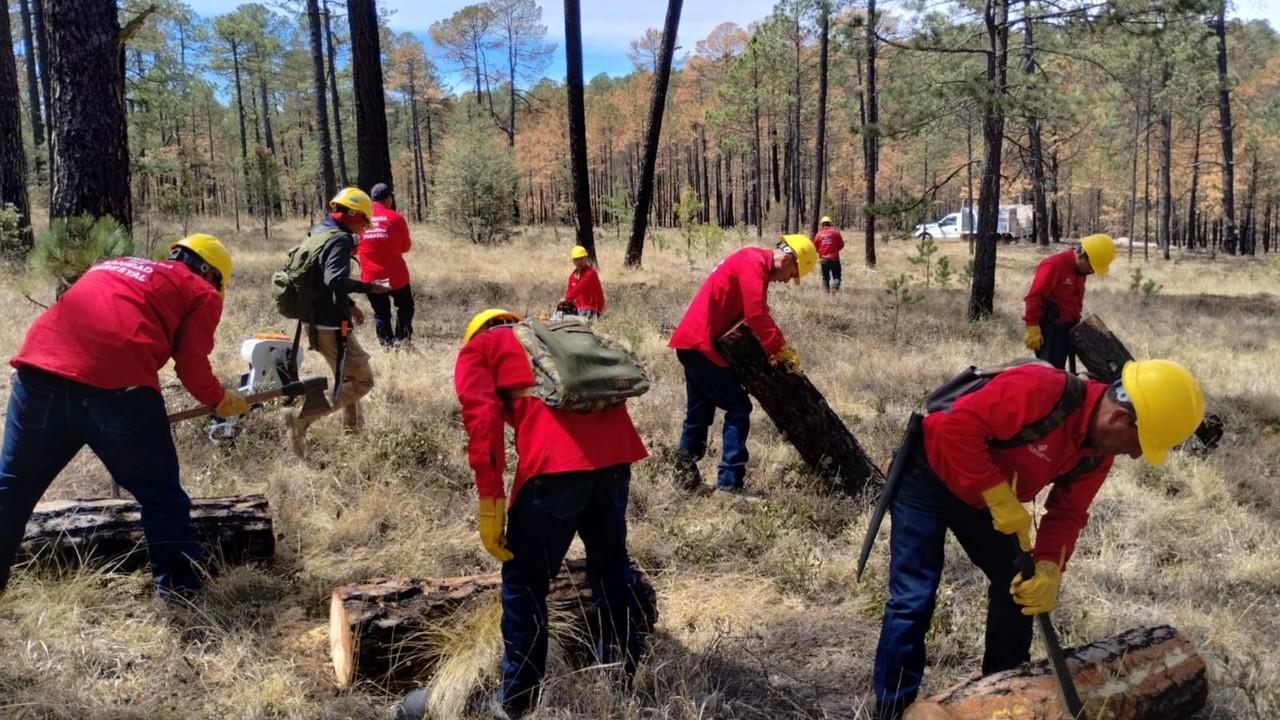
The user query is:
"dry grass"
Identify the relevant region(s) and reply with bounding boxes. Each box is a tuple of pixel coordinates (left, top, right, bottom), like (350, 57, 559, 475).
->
(0, 218, 1277, 719)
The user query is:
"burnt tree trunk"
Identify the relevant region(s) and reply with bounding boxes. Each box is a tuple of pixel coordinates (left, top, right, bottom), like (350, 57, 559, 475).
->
(323, 0, 349, 187)
(347, 0, 392, 190)
(1214, 0, 1237, 255)
(808, 0, 830, 239)
(0, 4, 32, 249)
(968, 0, 1009, 320)
(1069, 315, 1223, 451)
(46, 0, 131, 230)
(863, 0, 879, 266)
(564, 0, 594, 257)
(20, 495, 275, 571)
(1158, 59, 1173, 260)
(18, 0, 44, 182)
(904, 625, 1206, 720)
(306, 0, 336, 202)
(1023, 0, 1049, 247)
(329, 558, 658, 688)
(715, 322, 885, 497)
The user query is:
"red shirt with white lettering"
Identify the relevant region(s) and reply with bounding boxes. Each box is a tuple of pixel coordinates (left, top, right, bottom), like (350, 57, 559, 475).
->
(923, 363, 1113, 567)
(814, 227, 845, 261)
(358, 201, 412, 290)
(668, 247, 785, 367)
(454, 325, 647, 504)
(11, 258, 225, 407)
(1023, 249, 1086, 325)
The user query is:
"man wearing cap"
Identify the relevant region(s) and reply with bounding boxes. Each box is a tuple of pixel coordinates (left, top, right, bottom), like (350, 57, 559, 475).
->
(359, 183, 415, 348)
(668, 235, 816, 493)
(1023, 233, 1116, 369)
(561, 245, 605, 320)
(814, 216, 846, 292)
(0, 235, 247, 599)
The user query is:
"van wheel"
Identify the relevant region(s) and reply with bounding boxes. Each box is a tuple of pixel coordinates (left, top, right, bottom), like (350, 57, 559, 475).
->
(919, 232, 932, 242)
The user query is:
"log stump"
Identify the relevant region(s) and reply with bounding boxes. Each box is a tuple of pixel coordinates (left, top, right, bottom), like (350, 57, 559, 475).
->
(329, 558, 658, 688)
(714, 321, 886, 497)
(1069, 314, 1223, 451)
(905, 624, 1207, 720)
(19, 494, 275, 570)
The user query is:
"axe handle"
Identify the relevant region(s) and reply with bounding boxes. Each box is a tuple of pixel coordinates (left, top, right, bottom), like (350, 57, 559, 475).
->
(167, 386, 290, 424)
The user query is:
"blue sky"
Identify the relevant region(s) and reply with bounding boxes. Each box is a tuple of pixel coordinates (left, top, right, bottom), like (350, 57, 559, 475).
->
(186, 0, 1280, 87)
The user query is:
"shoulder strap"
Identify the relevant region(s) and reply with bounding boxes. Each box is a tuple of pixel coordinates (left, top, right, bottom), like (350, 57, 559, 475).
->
(1051, 454, 1104, 485)
(989, 372, 1086, 449)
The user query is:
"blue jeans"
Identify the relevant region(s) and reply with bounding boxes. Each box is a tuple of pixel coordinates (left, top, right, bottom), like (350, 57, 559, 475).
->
(872, 434, 1031, 719)
(1036, 320, 1075, 371)
(499, 464, 644, 718)
(676, 349, 751, 489)
(0, 367, 203, 596)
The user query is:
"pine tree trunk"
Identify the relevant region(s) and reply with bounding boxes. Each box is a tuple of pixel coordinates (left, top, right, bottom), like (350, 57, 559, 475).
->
(751, 42, 763, 237)
(1023, 0, 1049, 247)
(1159, 61, 1173, 260)
(1214, 0, 1237, 255)
(306, 0, 337, 202)
(18, 0, 44, 184)
(624, 0, 681, 267)
(323, 1, 349, 187)
(32, 0, 51, 176)
(864, 0, 879, 267)
(347, 0, 392, 190)
(46, 0, 131, 230)
(563, 0, 595, 256)
(0, 4, 32, 249)
(968, 0, 1009, 321)
(808, 1, 830, 238)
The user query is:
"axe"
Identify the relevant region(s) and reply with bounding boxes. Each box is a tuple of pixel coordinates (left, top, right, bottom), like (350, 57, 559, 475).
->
(167, 376, 331, 423)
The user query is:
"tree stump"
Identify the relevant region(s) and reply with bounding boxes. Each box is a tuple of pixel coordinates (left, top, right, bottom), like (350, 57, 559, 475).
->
(20, 495, 275, 569)
(1069, 314, 1223, 451)
(905, 625, 1207, 720)
(714, 321, 886, 497)
(329, 558, 658, 688)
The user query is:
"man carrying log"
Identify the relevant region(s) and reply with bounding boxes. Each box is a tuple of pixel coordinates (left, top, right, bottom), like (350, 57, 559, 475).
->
(668, 235, 816, 493)
(0, 235, 247, 600)
(1022, 233, 1115, 369)
(872, 359, 1205, 720)
(454, 309, 649, 719)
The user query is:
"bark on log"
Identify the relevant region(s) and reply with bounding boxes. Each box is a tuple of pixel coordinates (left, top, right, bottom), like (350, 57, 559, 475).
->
(905, 624, 1207, 720)
(19, 495, 275, 569)
(330, 558, 658, 688)
(1069, 314, 1223, 451)
(715, 321, 885, 497)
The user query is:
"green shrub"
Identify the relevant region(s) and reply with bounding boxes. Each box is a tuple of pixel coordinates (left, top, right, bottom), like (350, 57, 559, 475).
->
(434, 109, 519, 244)
(32, 214, 134, 295)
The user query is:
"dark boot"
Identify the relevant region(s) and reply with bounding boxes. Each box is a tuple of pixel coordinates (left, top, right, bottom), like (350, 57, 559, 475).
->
(673, 450, 704, 493)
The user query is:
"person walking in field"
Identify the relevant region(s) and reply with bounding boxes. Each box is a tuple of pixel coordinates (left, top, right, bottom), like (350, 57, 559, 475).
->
(1023, 233, 1116, 369)
(560, 245, 605, 319)
(668, 235, 816, 493)
(872, 358, 1205, 720)
(814, 216, 846, 292)
(359, 183, 415, 348)
(0, 235, 248, 599)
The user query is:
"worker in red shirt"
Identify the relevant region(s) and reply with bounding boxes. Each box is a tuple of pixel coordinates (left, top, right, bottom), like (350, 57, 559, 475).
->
(814, 216, 845, 292)
(872, 359, 1205, 720)
(359, 183, 414, 348)
(1023, 233, 1115, 369)
(668, 234, 816, 493)
(453, 308, 648, 719)
(0, 235, 248, 599)
(561, 245, 605, 319)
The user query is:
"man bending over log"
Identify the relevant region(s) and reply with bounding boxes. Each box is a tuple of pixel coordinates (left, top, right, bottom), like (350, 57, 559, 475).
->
(1023, 233, 1115, 369)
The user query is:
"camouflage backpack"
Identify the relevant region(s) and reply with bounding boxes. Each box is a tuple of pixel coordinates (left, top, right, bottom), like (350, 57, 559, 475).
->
(510, 318, 650, 412)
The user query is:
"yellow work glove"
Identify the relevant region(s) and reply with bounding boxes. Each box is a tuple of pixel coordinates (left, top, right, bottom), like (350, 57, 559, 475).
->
(214, 388, 251, 418)
(775, 344, 800, 371)
(1010, 559, 1062, 615)
(477, 497, 514, 563)
(980, 479, 1032, 552)
(1024, 325, 1044, 351)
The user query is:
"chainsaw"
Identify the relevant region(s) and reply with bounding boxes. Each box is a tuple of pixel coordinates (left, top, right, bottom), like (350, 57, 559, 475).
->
(195, 333, 315, 442)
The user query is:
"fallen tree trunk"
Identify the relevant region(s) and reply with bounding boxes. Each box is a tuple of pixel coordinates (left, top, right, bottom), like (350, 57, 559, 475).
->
(905, 624, 1207, 720)
(715, 321, 885, 497)
(1070, 314, 1223, 451)
(330, 558, 658, 688)
(20, 495, 275, 569)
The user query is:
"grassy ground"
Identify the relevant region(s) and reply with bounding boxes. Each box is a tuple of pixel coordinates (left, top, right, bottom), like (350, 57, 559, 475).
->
(0, 218, 1277, 719)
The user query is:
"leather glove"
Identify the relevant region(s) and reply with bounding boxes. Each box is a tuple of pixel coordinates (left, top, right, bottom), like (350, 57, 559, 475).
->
(214, 389, 251, 418)
(477, 497, 514, 563)
(1011, 559, 1062, 615)
(1024, 325, 1044, 351)
(775, 344, 800, 371)
(981, 479, 1032, 552)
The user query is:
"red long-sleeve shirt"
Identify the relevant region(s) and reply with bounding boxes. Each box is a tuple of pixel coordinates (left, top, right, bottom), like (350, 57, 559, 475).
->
(11, 258, 225, 407)
(358, 201, 412, 290)
(668, 247, 785, 367)
(564, 266, 605, 313)
(923, 363, 1113, 567)
(1023, 249, 1086, 326)
(814, 227, 845, 261)
(454, 325, 647, 503)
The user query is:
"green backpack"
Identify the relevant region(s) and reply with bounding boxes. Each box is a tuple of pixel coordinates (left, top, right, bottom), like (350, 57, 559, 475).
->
(510, 318, 650, 412)
(272, 225, 345, 320)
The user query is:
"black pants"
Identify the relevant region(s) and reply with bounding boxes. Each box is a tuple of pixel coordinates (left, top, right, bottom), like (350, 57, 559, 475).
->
(820, 259, 843, 291)
(368, 284, 415, 344)
(1036, 320, 1075, 370)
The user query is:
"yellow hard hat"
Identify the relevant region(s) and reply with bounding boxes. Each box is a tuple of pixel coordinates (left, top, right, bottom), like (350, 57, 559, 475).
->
(820, 216, 833, 226)
(1121, 359, 1205, 466)
(170, 233, 232, 296)
(464, 308, 523, 344)
(329, 187, 374, 221)
(780, 234, 817, 283)
(1081, 233, 1116, 275)
(570, 245, 589, 260)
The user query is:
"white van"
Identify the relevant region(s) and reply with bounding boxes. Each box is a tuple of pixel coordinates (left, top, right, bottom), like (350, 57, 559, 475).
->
(913, 205, 1032, 242)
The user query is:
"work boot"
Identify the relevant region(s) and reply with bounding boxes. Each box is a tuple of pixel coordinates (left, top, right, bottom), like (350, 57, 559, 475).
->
(672, 450, 704, 493)
(284, 411, 311, 459)
(342, 401, 362, 433)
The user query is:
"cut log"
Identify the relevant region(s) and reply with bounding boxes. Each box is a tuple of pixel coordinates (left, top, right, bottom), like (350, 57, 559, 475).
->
(905, 624, 1207, 720)
(329, 558, 658, 688)
(1070, 314, 1223, 451)
(714, 321, 886, 497)
(20, 495, 275, 570)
